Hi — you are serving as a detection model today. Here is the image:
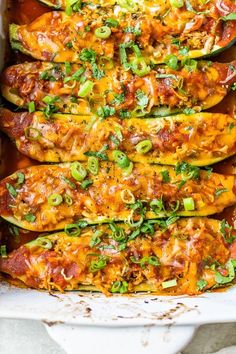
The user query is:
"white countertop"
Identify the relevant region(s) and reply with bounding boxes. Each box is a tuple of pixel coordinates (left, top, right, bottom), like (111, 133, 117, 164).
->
(1, 320, 236, 354)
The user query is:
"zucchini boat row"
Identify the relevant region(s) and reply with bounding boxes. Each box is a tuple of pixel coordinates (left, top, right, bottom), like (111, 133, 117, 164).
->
(0, 162, 235, 231)
(0, 218, 235, 295)
(1, 108, 236, 166)
(1, 61, 236, 117)
(9, 1, 236, 65)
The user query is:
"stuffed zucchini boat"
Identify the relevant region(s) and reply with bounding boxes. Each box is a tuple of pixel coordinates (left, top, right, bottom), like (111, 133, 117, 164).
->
(0, 162, 235, 231)
(1, 108, 236, 166)
(0, 218, 235, 295)
(9, 1, 236, 65)
(1, 61, 236, 117)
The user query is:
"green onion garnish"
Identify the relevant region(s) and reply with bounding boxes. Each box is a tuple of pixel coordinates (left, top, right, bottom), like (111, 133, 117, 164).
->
(112, 150, 130, 169)
(183, 197, 195, 211)
(162, 279, 177, 289)
(48, 193, 63, 206)
(95, 26, 112, 39)
(65, 223, 81, 237)
(136, 139, 152, 154)
(78, 80, 94, 98)
(70, 162, 87, 182)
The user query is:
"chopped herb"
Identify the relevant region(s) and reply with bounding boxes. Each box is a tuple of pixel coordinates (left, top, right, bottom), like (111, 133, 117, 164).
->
(66, 41, 73, 48)
(24, 214, 36, 223)
(109, 223, 126, 242)
(105, 18, 119, 28)
(175, 162, 200, 186)
(80, 179, 93, 189)
(171, 38, 181, 47)
(6, 183, 17, 198)
(79, 48, 97, 62)
(161, 170, 170, 183)
(135, 90, 148, 108)
(84, 144, 109, 161)
(124, 24, 141, 36)
(110, 135, 120, 146)
(97, 105, 116, 118)
(119, 109, 130, 118)
(91, 62, 105, 80)
(228, 122, 235, 130)
(197, 279, 208, 291)
(215, 188, 228, 197)
(215, 260, 236, 284)
(183, 108, 195, 115)
(112, 92, 125, 106)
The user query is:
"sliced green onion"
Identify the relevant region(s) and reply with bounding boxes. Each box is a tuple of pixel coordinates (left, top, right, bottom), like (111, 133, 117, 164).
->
(90, 230, 103, 247)
(98, 56, 114, 70)
(16, 172, 25, 186)
(27, 237, 52, 250)
(112, 150, 130, 169)
(197, 279, 208, 291)
(136, 140, 152, 154)
(64, 193, 73, 206)
(111, 280, 128, 293)
(78, 80, 94, 98)
(183, 197, 195, 211)
(127, 214, 144, 228)
(48, 193, 63, 206)
(0, 245, 7, 258)
(120, 189, 135, 204)
(24, 214, 36, 223)
(24, 127, 42, 141)
(150, 197, 165, 214)
(70, 162, 87, 182)
(170, 0, 184, 7)
(61, 176, 76, 189)
(109, 223, 126, 242)
(87, 156, 99, 175)
(164, 54, 179, 70)
(28, 101, 35, 113)
(81, 179, 93, 190)
(6, 183, 17, 198)
(122, 161, 133, 177)
(65, 61, 72, 74)
(95, 26, 112, 39)
(65, 223, 81, 237)
(89, 255, 109, 272)
(131, 57, 150, 77)
(162, 279, 177, 289)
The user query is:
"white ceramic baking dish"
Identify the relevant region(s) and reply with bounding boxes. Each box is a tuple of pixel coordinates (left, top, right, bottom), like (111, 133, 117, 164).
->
(0, 2, 235, 354)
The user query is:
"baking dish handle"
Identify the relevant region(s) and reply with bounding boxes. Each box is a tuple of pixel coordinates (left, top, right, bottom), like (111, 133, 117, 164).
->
(44, 323, 197, 354)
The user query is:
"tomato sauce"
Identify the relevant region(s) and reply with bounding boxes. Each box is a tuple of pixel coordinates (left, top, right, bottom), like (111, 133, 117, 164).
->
(0, 0, 235, 250)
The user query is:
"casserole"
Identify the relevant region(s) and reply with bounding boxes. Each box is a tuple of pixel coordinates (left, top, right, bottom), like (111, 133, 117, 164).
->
(0, 1, 236, 354)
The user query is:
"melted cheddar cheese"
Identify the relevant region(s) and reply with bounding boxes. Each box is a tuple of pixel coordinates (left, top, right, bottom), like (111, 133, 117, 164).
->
(0, 109, 236, 166)
(0, 163, 235, 231)
(1, 61, 236, 116)
(0, 218, 234, 295)
(9, 1, 236, 64)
